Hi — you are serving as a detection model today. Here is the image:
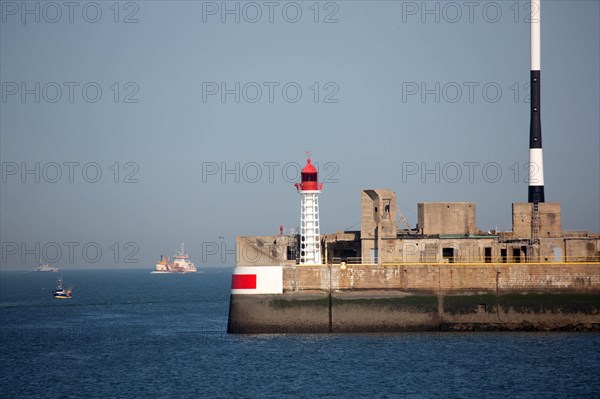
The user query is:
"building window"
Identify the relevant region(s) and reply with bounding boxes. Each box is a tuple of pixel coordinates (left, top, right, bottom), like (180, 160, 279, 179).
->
(484, 247, 492, 263)
(442, 247, 455, 263)
(513, 248, 521, 263)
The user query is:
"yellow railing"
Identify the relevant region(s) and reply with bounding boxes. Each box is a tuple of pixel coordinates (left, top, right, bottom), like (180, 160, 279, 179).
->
(326, 256, 600, 266)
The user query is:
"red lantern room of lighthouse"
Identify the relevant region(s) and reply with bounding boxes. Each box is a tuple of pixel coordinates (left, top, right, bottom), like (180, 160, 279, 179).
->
(295, 153, 323, 265)
(295, 156, 323, 192)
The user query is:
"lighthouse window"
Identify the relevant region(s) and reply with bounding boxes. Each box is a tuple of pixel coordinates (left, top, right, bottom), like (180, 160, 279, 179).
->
(302, 173, 316, 181)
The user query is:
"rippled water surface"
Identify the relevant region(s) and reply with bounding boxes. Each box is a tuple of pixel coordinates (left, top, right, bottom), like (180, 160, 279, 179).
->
(1, 269, 599, 398)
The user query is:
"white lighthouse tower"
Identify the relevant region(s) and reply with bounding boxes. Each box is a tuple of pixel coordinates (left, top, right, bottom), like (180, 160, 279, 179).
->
(295, 152, 323, 265)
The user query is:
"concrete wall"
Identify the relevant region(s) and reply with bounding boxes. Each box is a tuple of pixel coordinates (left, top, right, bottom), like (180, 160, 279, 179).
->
(236, 235, 296, 267)
(566, 238, 600, 262)
(322, 231, 361, 263)
(360, 189, 397, 240)
(512, 202, 562, 238)
(228, 263, 600, 333)
(360, 189, 398, 264)
(417, 202, 477, 236)
(281, 263, 600, 293)
(228, 291, 600, 333)
(238, 234, 600, 266)
(393, 238, 498, 263)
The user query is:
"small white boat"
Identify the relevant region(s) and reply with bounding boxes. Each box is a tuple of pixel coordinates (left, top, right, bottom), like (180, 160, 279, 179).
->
(52, 276, 72, 299)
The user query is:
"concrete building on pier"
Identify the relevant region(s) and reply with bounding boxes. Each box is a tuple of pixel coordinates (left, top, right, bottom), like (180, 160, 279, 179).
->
(236, 190, 599, 267)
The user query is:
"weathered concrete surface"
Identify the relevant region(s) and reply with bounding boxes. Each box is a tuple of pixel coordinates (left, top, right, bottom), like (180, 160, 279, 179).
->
(228, 263, 600, 333)
(418, 202, 477, 236)
(283, 263, 600, 292)
(227, 292, 330, 333)
(513, 202, 562, 238)
(228, 290, 600, 333)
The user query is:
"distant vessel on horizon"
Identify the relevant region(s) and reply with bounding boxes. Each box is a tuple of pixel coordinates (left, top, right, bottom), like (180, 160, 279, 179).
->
(152, 243, 197, 274)
(32, 264, 59, 273)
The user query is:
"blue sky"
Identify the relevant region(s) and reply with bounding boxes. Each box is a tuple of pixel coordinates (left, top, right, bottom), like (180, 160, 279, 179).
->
(1, 0, 599, 269)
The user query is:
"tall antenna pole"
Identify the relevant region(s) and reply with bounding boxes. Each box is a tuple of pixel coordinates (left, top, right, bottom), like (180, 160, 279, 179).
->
(528, 0, 545, 204)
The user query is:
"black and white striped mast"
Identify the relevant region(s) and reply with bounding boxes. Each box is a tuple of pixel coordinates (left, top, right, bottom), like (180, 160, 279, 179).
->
(528, 0, 545, 204)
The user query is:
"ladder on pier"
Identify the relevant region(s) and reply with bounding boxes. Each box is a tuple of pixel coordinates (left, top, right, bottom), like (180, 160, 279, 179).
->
(530, 202, 540, 261)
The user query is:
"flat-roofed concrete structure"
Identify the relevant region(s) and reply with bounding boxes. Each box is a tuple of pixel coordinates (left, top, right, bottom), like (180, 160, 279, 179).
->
(512, 202, 562, 238)
(417, 202, 477, 236)
(236, 189, 599, 266)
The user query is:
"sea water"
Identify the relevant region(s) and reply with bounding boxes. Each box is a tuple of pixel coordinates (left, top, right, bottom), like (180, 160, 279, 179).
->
(1, 269, 599, 398)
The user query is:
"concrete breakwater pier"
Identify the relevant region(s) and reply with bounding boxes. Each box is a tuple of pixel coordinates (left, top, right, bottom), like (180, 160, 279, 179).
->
(227, 186, 599, 333)
(227, 4, 600, 333)
(227, 263, 600, 333)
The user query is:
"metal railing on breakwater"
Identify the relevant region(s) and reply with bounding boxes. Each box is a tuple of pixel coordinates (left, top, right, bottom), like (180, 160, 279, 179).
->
(326, 256, 600, 266)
